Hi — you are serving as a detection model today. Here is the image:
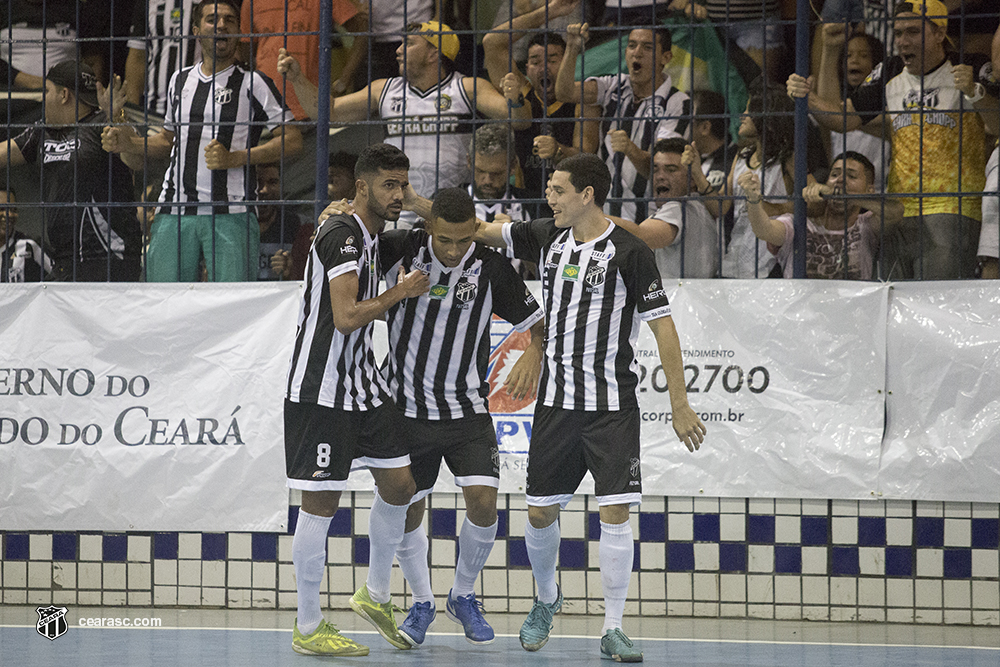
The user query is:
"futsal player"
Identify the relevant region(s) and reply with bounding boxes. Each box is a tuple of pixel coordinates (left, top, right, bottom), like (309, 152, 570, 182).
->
(379, 187, 544, 646)
(476, 154, 707, 662)
(283, 143, 429, 656)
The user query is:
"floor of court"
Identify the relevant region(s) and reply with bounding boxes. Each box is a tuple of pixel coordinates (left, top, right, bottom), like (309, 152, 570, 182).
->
(2, 606, 997, 667)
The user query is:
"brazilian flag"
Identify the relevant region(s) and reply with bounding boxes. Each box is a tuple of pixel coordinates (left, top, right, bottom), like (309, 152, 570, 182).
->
(574, 16, 760, 142)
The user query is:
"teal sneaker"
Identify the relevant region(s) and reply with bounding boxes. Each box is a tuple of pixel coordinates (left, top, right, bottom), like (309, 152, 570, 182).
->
(518, 586, 563, 651)
(292, 618, 369, 656)
(600, 628, 643, 662)
(349, 584, 410, 649)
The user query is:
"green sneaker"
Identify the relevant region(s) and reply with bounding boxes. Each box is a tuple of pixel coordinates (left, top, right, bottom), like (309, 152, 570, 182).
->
(350, 584, 410, 649)
(292, 619, 369, 656)
(600, 628, 643, 662)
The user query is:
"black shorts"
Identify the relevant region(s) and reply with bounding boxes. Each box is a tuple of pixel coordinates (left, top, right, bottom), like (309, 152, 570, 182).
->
(526, 405, 641, 507)
(284, 399, 409, 491)
(404, 413, 499, 502)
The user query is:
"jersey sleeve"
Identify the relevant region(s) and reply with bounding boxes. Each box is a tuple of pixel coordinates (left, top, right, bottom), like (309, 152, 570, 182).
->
(654, 89, 691, 140)
(250, 71, 293, 130)
(502, 218, 556, 263)
(163, 70, 181, 132)
(315, 218, 363, 281)
(620, 236, 671, 321)
(11, 124, 42, 164)
(488, 254, 544, 332)
(651, 201, 684, 244)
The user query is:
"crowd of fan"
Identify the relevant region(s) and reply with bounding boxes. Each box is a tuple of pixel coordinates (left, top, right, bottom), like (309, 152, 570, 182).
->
(1, 0, 997, 283)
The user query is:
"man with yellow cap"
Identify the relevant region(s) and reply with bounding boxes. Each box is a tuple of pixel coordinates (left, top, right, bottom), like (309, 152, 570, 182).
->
(788, 0, 999, 280)
(278, 21, 531, 229)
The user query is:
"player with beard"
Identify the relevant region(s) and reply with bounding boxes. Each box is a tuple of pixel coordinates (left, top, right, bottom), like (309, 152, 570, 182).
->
(103, 0, 302, 282)
(610, 138, 720, 279)
(284, 143, 429, 656)
(741, 151, 903, 279)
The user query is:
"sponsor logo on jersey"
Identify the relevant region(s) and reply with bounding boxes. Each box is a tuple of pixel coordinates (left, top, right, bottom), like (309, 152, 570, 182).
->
(214, 87, 233, 106)
(454, 280, 477, 303)
(643, 279, 665, 302)
(311, 471, 331, 479)
(461, 266, 481, 277)
(341, 244, 358, 255)
(412, 259, 431, 273)
(429, 284, 450, 299)
(36, 606, 68, 641)
(561, 264, 580, 281)
(590, 249, 615, 261)
(43, 138, 80, 163)
(585, 265, 606, 287)
(902, 87, 939, 110)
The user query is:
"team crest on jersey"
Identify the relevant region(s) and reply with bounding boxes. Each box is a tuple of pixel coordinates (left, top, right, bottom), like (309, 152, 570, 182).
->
(438, 94, 452, 111)
(454, 280, 477, 303)
(902, 87, 939, 110)
(171, 8, 182, 23)
(429, 284, 450, 300)
(561, 264, 581, 281)
(630, 457, 640, 477)
(214, 87, 233, 105)
(36, 606, 68, 641)
(585, 265, 606, 287)
(390, 96, 405, 114)
(863, 62, 882, 85)
(491, 447, 500, 471)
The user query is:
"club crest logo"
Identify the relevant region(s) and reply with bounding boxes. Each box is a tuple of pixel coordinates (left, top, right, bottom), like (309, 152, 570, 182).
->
(438, 94, 452, 111)
(429, 284, 450, 300)
(585, 265, 606, 287)
(390, 96, 405, 114)
(902, 87, 939, 110)
(455, 280, 478, 303)
(214, 87, 233, 106)
(36, 606, 68, 641)
(630, 457, 640, 477)
(491, 447, 500, 470)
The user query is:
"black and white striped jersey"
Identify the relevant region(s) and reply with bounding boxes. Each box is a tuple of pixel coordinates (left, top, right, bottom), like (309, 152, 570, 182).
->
(1, 232, 52, 283)
(467, 183, 531, 224)
(380, 229, 543, 420)
(588, 74, 690, 222)
(128, 0, 199, 118)
(158, 62, 290, 216)
(502, 218, 671, 411)
(286, 214, 391, 411)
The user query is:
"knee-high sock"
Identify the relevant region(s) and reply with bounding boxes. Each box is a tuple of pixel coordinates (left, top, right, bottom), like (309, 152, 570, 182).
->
(396, 526, 434, 605)
(452, 517, 498, 597)
(366, 492, 408, 603)
(525, 520, 560, 604)
(293, 510, 333, 635)
(599, 520, 634, 633)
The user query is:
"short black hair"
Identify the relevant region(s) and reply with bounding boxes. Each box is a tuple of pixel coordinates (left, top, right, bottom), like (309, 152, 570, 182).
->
(355, 143, 410, 181)
(192, 0, 240, 29)
(527, 32, 567, 52)
(431, 187, 476, 224)
(557, 153, 611, 208)
(630, 24, 672, 53)
(652, 137, 688, 157)
(329, 151, 358, 173)
(691, 89, 728, 141)
(831, 151, 876, 184)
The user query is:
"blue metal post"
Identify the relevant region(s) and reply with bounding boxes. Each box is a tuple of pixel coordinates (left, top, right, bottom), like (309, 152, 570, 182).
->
(792, 0, 811, 278)
(314, 0, 333, 224)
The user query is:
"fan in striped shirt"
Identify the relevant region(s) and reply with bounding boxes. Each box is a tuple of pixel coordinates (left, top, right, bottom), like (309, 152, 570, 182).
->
(0, 188, 52, 283)
(476, 153, 706, 661)
(378, 187, 544, 647)
(283, 143, 430, 657)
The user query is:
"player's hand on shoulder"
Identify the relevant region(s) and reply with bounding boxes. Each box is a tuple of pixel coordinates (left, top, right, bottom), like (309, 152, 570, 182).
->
(672, 404, 706, 453)
(319, 198, 355, 224)
(398, 266, 430, 298)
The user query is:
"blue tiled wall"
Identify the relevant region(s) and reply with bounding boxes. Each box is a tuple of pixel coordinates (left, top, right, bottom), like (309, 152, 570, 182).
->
(2, 494, 998, 626)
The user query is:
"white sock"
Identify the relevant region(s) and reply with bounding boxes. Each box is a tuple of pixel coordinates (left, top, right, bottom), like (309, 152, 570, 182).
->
(293, 510, 333, 636)
(452, 517, 498, 597)
(366, 492, 408, 603)
(396, 526, 435, 605)
(525, 520, 560, 604)
(599, 520, 634, 634)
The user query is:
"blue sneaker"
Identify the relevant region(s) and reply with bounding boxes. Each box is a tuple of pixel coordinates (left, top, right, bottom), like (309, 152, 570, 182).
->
(445, 589, 495, 645)
(398, 601, 436, 647)
(519, 586, 563, 651)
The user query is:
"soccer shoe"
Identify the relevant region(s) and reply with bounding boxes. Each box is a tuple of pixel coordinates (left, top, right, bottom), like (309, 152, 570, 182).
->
(518, 585, 563, 651)
(600, 628, 643, 662)
(398, 601, 436, 647)
(292, 618, 369, 656)
(445, 589, 495, 645)
(349, 584, 410, 649)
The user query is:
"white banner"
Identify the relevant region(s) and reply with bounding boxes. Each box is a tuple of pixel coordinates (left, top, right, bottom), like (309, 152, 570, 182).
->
(0, 283, 298, 532)
(353, 280, 889, 500)
(879, 282, 1000, 502)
